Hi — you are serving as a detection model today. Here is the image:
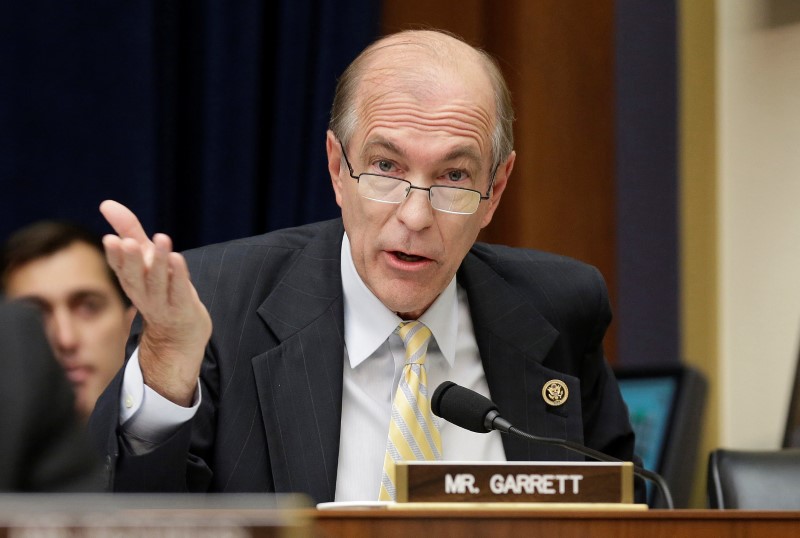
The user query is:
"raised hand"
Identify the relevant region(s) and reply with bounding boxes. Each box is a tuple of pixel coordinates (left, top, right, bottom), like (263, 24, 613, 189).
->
(100, 200, 212, 406)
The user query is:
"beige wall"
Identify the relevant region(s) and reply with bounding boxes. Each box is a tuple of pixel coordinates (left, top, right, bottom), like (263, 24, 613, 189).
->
(718, 0, 800, 447)
(680, 0, 718, 506)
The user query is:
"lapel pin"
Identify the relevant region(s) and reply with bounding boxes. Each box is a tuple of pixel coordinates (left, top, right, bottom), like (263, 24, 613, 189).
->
(542, 379, 569, 407)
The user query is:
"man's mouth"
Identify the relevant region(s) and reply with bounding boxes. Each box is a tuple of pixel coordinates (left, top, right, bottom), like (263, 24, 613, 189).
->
(392, 251, 428, 263)
(64, 366, 92, 385)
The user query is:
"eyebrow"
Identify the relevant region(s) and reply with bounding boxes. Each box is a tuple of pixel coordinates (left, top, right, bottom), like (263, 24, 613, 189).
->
(442, 147, 483, 170)
(362, 137, 485, 171)
(361, 137, 404, 160)
(14, 295, 49, 311)
(14, 289, 110, 308)
(67, 290, 110, 304)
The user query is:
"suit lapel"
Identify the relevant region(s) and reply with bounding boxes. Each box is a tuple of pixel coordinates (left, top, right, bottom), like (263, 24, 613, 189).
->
(247, 226, 578, 500)
(458, 250, 562, 461)
(251, 221, 345, 503)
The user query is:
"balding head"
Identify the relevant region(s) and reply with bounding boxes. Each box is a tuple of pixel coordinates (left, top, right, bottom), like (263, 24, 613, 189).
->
(330, 30, 514, 173)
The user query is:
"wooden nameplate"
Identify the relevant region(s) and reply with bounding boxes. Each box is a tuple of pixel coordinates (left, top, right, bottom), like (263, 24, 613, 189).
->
(395, 461, 634, 504)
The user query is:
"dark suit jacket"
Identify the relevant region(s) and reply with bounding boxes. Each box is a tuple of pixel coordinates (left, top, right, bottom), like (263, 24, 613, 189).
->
(90, 219, 635, 503)
(0, 302, 103, 492)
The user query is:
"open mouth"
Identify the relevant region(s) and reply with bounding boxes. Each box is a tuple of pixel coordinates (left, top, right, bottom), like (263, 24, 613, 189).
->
(392, 251, 428, 263)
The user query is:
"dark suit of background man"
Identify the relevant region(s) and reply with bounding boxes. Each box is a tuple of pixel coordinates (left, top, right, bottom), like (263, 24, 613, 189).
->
(0, 302, 102, 491)
(90, 29, 637, 503)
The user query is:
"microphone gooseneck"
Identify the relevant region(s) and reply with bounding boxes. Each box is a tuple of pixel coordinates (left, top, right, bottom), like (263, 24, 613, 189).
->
(431, 381, 674, 510)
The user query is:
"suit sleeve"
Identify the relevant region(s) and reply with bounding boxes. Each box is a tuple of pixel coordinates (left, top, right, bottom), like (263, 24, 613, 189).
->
(577, 267, 645, 501)
(88, 315, 217, 492)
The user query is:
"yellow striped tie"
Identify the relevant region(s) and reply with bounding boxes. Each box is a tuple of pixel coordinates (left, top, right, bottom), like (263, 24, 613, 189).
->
(379, 321, 442, 501)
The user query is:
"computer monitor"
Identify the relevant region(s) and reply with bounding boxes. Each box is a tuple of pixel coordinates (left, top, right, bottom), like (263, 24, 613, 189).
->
(614, 365, 707, 508)
(617, 372, 679, 473)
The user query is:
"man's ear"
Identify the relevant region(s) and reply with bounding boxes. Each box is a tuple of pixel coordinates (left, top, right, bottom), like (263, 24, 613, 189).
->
(326, 130, 344, 208)
(480, 150, 515, 229)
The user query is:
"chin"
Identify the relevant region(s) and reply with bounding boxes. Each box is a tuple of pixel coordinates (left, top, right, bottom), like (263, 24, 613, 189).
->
(388, 300, 431, 320)
(376, 282, 438, 318)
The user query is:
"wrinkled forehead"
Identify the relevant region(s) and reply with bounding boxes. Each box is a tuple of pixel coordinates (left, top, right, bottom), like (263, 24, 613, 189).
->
(353, 37, 496, 142)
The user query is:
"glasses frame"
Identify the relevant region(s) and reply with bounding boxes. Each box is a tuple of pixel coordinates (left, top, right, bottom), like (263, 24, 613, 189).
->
(338, 140, 497, 215)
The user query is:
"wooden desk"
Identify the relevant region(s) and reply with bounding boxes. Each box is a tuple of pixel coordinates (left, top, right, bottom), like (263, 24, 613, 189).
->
(1, 497, 798, 538)
(314, 508, 800, 537)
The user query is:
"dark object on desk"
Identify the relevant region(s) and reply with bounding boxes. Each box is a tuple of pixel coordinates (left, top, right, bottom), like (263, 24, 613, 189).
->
(707, 448, 800, 509)
(0, 302, 103, 491)
(614, 365, 707, 508)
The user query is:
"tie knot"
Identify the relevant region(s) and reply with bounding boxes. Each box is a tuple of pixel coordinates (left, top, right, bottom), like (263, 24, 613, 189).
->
(397, 321, 432, 365)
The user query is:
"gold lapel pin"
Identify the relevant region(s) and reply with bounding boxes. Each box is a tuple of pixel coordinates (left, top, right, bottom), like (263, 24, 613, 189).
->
(542, 379, 569, 406)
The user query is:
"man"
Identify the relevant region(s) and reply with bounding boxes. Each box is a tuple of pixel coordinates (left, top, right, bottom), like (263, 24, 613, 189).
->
(1, 221, 136, 420)
(0, 301, 103, 491)
(91, 29, 636, 502)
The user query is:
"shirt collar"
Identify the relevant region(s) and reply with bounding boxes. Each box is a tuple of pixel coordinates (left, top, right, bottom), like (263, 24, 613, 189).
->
(341, 232, 458, 368)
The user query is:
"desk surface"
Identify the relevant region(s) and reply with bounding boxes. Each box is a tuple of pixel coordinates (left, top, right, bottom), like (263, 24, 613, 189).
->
(314, 508, 800, 538)
(1, 499, 798, 538)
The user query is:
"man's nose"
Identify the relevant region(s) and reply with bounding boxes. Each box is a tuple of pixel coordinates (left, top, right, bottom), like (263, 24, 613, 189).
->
(49, 309, 79, 353)
(395, 185, 435, 231)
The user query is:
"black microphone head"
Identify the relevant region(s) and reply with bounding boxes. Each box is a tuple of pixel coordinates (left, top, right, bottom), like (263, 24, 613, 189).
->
(431, 381, 498, 433)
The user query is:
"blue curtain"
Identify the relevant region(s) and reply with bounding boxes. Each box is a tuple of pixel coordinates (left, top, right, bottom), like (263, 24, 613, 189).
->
(614, 0, 679, 366)
(0, 0, 380, 249)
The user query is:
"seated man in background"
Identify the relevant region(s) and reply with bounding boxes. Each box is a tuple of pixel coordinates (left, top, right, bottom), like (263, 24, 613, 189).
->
(1, 221, 136, 421)
(0, 301, 102, 491)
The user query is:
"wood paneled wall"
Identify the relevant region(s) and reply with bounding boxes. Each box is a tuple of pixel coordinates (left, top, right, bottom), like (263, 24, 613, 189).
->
(382, 1, 618, 359)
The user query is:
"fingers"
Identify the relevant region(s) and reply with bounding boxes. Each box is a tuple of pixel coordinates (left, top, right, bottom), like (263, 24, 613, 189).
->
(99, 200, 149, 243)
(99, 200, 181, 315)
(167, 251, 197, 307)
(118, 236, 149, 300)
(145, 233, 172, 302)
(102, 234, 125, 271)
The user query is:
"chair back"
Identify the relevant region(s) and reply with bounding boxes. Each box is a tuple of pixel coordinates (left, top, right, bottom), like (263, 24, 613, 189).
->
(707, 448, 800, 509)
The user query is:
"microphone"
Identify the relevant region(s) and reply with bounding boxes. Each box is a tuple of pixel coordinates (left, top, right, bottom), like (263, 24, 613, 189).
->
(431, 381, 674, 509)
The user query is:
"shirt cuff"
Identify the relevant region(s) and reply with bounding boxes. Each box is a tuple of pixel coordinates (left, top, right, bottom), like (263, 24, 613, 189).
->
(119, 346, 202, 445)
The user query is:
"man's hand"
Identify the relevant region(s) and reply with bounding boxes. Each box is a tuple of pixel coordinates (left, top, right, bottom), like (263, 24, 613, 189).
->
(100, 200, 212, 406)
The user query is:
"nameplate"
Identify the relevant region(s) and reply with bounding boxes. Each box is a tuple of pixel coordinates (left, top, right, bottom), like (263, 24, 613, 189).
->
(395, 461, 634, 503)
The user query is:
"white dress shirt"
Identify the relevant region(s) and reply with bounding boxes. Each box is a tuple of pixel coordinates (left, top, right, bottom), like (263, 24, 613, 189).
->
(120, 232, 505, 500)
(335, 234, 505, 501)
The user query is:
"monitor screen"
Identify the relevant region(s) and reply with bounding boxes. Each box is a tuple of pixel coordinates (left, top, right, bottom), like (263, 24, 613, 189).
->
(616, 373, 679, 473)
(614, 365, 706, 508)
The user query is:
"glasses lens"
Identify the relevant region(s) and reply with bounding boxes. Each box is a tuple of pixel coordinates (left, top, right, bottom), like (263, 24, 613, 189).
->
(358, 175, 408, 203)
(430, 187, 480, 214)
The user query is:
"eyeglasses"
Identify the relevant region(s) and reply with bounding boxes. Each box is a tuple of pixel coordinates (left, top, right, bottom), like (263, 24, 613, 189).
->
(338, 140, 495, 215)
